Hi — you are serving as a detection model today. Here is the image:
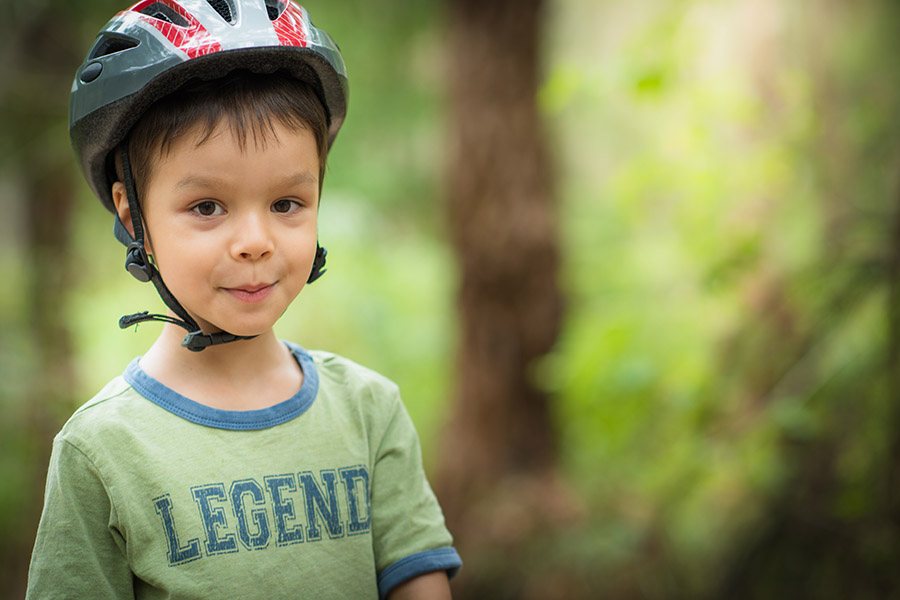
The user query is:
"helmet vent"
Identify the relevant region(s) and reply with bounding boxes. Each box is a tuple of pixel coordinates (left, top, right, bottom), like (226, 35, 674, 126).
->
(265, 0, 286, 21)
(137, 2, 190, 27)
(89, 35, 139, 59)
(206, 0, 235, 24)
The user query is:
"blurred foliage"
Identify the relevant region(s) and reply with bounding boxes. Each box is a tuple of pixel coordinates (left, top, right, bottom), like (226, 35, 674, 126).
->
(2, 0, 900, 597)
(534, 0, 900, 597)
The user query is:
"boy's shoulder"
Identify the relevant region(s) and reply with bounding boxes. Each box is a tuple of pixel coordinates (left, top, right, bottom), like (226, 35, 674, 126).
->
(65, 374, 139, 423)
(53, 371, 151, 453)
(300, 347, 407, 429)
(304, 347, 401, 398)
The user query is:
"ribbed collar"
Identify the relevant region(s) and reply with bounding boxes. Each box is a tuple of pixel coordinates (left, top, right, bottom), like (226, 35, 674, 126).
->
(123, 341, 318, 430)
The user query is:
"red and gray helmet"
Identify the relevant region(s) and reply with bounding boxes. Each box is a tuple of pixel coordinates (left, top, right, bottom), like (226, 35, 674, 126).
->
(70, 0, 349, 213)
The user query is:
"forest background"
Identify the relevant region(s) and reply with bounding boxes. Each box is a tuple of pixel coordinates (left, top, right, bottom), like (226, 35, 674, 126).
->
(2, 0, 900, 598)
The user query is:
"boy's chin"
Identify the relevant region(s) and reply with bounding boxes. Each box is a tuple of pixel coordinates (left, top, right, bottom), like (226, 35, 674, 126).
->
(191, 319, 272, 340)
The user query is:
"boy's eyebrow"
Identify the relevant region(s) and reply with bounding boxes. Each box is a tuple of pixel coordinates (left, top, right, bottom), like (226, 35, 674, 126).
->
(174, 170, 318, 190)
(175, 175, 226, 190)
(281, 171, 318, 187)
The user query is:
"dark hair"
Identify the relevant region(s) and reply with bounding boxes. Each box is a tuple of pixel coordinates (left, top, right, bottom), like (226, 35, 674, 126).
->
(121, 70, 330, 198)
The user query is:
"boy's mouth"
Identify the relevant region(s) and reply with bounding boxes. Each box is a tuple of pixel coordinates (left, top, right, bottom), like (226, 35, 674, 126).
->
(223, 282, 276, 303)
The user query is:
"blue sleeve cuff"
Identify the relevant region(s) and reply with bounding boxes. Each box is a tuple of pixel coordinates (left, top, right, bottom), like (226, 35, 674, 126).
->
(377, 547, 462, 599)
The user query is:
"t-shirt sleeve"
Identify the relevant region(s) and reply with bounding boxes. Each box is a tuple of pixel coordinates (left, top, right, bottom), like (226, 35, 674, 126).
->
(370, 395, 461, 598)
(27, 437, 133, 600)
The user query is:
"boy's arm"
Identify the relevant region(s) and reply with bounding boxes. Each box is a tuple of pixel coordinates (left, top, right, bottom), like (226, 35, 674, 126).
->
(371, 394, 461, 598)
(27, 438, 132, 599)
(386, 570, 452, 600)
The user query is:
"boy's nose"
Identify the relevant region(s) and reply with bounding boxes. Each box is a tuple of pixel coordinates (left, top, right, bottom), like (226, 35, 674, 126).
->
(232, 212, 275, 260)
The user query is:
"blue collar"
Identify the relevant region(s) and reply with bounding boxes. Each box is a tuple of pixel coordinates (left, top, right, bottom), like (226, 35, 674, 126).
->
(123, 341, 318, 430)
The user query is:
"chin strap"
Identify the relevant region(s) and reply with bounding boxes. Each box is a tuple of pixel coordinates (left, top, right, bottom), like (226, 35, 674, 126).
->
(116, 142, 258, 352)
(118, 312, 253, 350)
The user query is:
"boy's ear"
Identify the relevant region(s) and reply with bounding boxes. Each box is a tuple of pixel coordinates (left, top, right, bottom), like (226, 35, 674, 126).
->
(111, 181, 135, 239)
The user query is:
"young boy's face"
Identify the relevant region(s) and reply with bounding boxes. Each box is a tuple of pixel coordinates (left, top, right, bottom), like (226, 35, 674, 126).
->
(120, 120, 321, 337)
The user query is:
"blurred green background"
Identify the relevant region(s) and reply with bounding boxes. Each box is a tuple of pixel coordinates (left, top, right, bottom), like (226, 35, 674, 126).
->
(3, 0, 900, 598)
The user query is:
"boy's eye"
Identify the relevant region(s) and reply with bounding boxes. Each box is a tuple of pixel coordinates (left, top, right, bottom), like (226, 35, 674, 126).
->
(193, 201, 223, 216)
(272, 199, 300, 214)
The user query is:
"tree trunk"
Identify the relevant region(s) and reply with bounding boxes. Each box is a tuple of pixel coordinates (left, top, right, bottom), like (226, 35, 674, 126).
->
(437, 0, 567, 594)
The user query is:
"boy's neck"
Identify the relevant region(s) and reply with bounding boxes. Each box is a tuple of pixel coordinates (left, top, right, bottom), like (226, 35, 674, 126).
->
(138, 322, 303, 412)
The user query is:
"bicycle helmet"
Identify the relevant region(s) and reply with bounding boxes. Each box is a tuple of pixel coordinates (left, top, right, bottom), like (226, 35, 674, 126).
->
(70, 0, 348, 351)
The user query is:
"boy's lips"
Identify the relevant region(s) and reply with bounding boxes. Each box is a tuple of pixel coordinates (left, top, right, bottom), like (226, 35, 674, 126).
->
(223, 282, 276, 303)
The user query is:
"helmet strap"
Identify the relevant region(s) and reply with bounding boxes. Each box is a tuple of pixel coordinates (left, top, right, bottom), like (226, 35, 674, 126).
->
(116, 142, 256, 352)
(308, 244, 328, 283)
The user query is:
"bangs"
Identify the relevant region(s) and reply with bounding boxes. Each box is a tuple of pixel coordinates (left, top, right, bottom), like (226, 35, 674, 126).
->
(125, 71, 329, 194)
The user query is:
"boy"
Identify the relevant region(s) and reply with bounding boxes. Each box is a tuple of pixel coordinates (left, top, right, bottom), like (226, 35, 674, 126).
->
(26, 1, 461, 598)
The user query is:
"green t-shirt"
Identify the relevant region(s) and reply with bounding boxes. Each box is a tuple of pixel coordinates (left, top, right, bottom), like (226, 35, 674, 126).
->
(27, 343, 460, 599)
